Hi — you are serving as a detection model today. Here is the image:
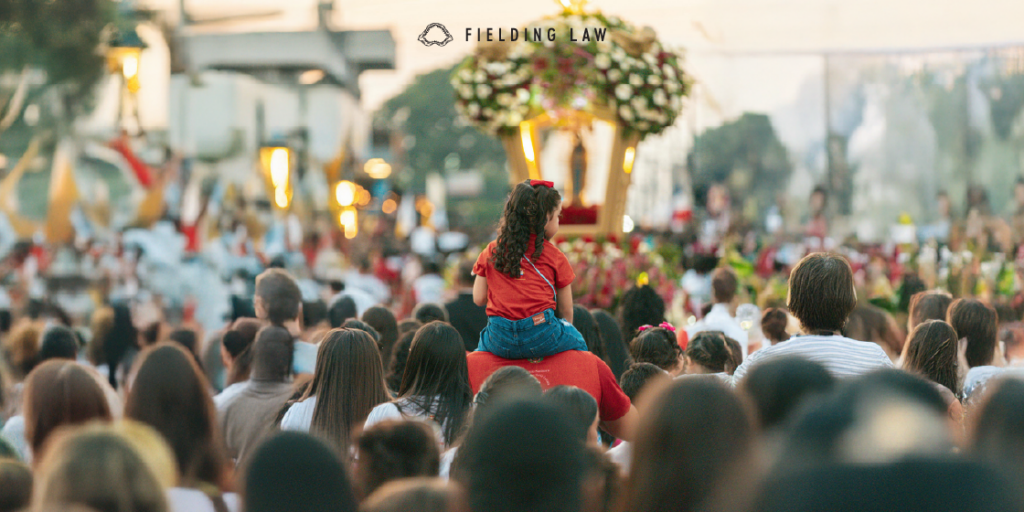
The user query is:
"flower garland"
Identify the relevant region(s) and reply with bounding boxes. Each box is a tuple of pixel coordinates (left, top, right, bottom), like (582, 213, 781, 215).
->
(452, 11, 690, 138)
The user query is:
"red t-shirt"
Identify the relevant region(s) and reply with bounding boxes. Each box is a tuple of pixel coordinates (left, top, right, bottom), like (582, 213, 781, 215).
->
(473, 236, 575, 320)
(467, 351, 632, 422)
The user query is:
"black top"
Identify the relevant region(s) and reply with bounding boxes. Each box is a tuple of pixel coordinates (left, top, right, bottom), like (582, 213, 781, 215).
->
(446, 292, 488, 351)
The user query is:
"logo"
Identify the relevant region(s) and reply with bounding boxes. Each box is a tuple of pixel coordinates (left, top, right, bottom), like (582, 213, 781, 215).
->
(418, 23, 453, 47)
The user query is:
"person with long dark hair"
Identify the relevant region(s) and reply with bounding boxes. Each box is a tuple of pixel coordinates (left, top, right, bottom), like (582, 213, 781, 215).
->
(126, 343, 231, 502)
(363, 306, 400, 363)
(573, 306, 605, 362)
(472, 180, 588, 359)
(901, 320, 961, 397)
(592, 310, 632, 379)
(364, 322, 472, 448)
(619, 285, 666, 345)
(103, 303, 138, 389)
(281, 329, 390, 453)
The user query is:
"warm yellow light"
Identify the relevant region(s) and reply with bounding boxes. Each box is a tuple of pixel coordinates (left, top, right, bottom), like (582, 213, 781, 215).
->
(623, 146, 636, 174)
(520, 123, 535, 163)
(339, 208, 358, 239)
(357, 189, 371, 206)
(274, 187, 288, 208)
(335, 180, 357, 207)
(364, 158, 393, 179)
(122, 55, 139, 80)
(270, 148, 290, 187)
(382, 198, 398, 214)
(557, 0, 587, 13)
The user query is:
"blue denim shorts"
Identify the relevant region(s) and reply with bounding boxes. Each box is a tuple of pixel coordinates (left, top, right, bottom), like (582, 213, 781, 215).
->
(476, 309, 588, 359)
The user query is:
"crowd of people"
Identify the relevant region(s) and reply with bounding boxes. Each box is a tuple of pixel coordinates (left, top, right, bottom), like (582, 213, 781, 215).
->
(3, 179, 1024, 512)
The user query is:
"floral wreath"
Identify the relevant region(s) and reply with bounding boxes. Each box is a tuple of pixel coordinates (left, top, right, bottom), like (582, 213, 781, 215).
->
(451, 11, 691, 138)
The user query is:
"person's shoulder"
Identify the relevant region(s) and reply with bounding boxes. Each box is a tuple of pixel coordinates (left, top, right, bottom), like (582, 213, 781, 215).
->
(467, 351, 503, 364)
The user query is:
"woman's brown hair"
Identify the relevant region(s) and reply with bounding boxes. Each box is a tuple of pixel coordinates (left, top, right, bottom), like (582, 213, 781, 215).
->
(902, 320, 961, 396)
(24, 360, 111, 458)
(624, 378, 755, 512)
(126, 343, 228, 487)
(224, 318, 263, 386)
(33, 424, 168, 512)
(300, 328, 391, 452)
(948, 299, 998, 368)
(908, 291, 953, 332)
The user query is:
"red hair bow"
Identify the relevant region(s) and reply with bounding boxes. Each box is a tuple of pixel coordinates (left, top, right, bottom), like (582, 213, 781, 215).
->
(530, 180, 554, 188)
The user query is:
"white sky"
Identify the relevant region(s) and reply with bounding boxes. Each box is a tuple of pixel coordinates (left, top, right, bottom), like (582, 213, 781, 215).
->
(146, 0, 1024, 113)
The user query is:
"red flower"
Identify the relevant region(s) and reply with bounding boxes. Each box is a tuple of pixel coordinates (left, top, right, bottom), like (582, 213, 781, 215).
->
(534, 57, 549, 71)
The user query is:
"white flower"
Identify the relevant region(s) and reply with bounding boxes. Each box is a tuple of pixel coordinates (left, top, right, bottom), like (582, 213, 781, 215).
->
(612, 48, 627, 61)
(497, 93, 513, 107)
(459, 85, 474, 98)
(663, 65, 677, 79)
(669, 96, 681, 111)
(619, 105, 634, 121)
(483, 107, 495, 118)
(608, 69, 623, 82)
(509, 111, 524, 125)
(631, 96, 646, 111)
(516, 88, 531, 102)
(474, 70, 486, 83)
(595, 53, 612, 70)
(637, 121, 650, 131)
(476, 84, 492, 97)
(615, 84, 632, 101)
(459, 68, 472, 81)
(643, 53, 657, 66)
(629, 74, 643, 87)
(653, 89, 667, 106)
(647, 74, 662, 86)
(468, 103, 481, 116)
(666, 81, 679, 94)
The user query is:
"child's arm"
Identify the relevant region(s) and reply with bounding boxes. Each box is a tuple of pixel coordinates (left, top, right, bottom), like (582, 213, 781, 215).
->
(556, 285, 573, 322)
(473, 275, 488, 307)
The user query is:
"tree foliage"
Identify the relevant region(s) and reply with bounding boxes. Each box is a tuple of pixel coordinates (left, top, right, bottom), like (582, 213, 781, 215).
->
(686, 112, 792, 214)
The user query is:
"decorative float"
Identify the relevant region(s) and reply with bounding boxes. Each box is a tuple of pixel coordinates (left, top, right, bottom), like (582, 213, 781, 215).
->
(452, 0, 690, 235)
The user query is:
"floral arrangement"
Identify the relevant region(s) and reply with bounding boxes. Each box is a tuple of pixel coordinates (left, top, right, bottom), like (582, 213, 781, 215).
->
(451, 10, 690, 138)
(558, 236, 680, 310)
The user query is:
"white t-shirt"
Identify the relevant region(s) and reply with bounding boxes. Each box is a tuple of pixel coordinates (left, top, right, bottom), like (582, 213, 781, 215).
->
(280, 397, 316, 432)
(412, 274, 446, 305)
(293, 341, 319, 375)
(439, 446, 458, 479)
(731, 334, 893, 385)
(607, 441, 632, 473)
(364, 398, 446, 447)
(686, 304, 750, 356)
(166, 488, 240, 512)
(0, 415, 30, 463)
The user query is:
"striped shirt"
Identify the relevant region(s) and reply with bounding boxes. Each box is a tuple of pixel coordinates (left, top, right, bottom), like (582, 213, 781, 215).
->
(732, 334, 894, 385)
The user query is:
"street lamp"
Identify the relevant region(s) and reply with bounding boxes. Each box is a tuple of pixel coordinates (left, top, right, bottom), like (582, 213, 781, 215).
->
(107, 27, 146, 94)
(259, 144, 293, 210)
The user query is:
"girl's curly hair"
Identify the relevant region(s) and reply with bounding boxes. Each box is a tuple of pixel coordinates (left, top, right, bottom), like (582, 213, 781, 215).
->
(491, 181, 561, 278)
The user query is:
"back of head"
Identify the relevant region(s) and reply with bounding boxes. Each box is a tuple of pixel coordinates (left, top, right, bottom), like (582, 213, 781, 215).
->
(787, 253, 857, 333)
(626, 378, 754, 512)
(757, 458, 1024, 512)
(592, 309, 631, 378)
(619, 363, 668, 402)
(223, 318, 262, 358)
(343, 319, 381, 345)
(126, 343, 223, 486)
(948, 298, 998, 368)
(398, 319, 424, 338)
(474, 366, 543, 413)
(401, 322, 472, 445)
(308, 329, 390, 451)
(33, 426, 168, 512)
(24, 361, 112, 455)
(453, 399, 585, 512)
(620, 286, 666, 343)
(711, 267, 739, 304)
(779, 369, 950, 472)
(0, 459, 31, 512)
(363, 306, 399, 362)
(685, 331, 733, 374)
(572, 306, 604, 360)
(4, 321, 41, 378)
(329, 296, 358, 328)
(387, 330, 417, 393)
(760, 308, 790, 344)
(629, 327, 681, 373)
(303, 300, 328, 329)
(255, 269, 302, 326)
(903, 320, 960, 395)
(244, 432, 356, 512)
(909, 291, 953, 331)
(250, 326, 293, 382)
(40, 326, 80, 362)
(413, 303, 449, 325)
(541, 386, 598, 444)
(740, 357, 835, 431)
(457, 259, 475, 288)
(167, 329, 199, 360)
(360, 478, 463, 512)
(355, 420, 441, 499)
(491, 181, 562, 278)
(970, 378, 1024, 479)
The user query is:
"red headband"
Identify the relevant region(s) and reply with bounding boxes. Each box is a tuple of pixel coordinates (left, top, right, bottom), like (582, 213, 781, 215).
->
(530, 180, 554, 188)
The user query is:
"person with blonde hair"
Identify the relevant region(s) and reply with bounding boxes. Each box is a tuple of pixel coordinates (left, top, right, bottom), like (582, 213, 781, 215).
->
(32, 424, 169, 512)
